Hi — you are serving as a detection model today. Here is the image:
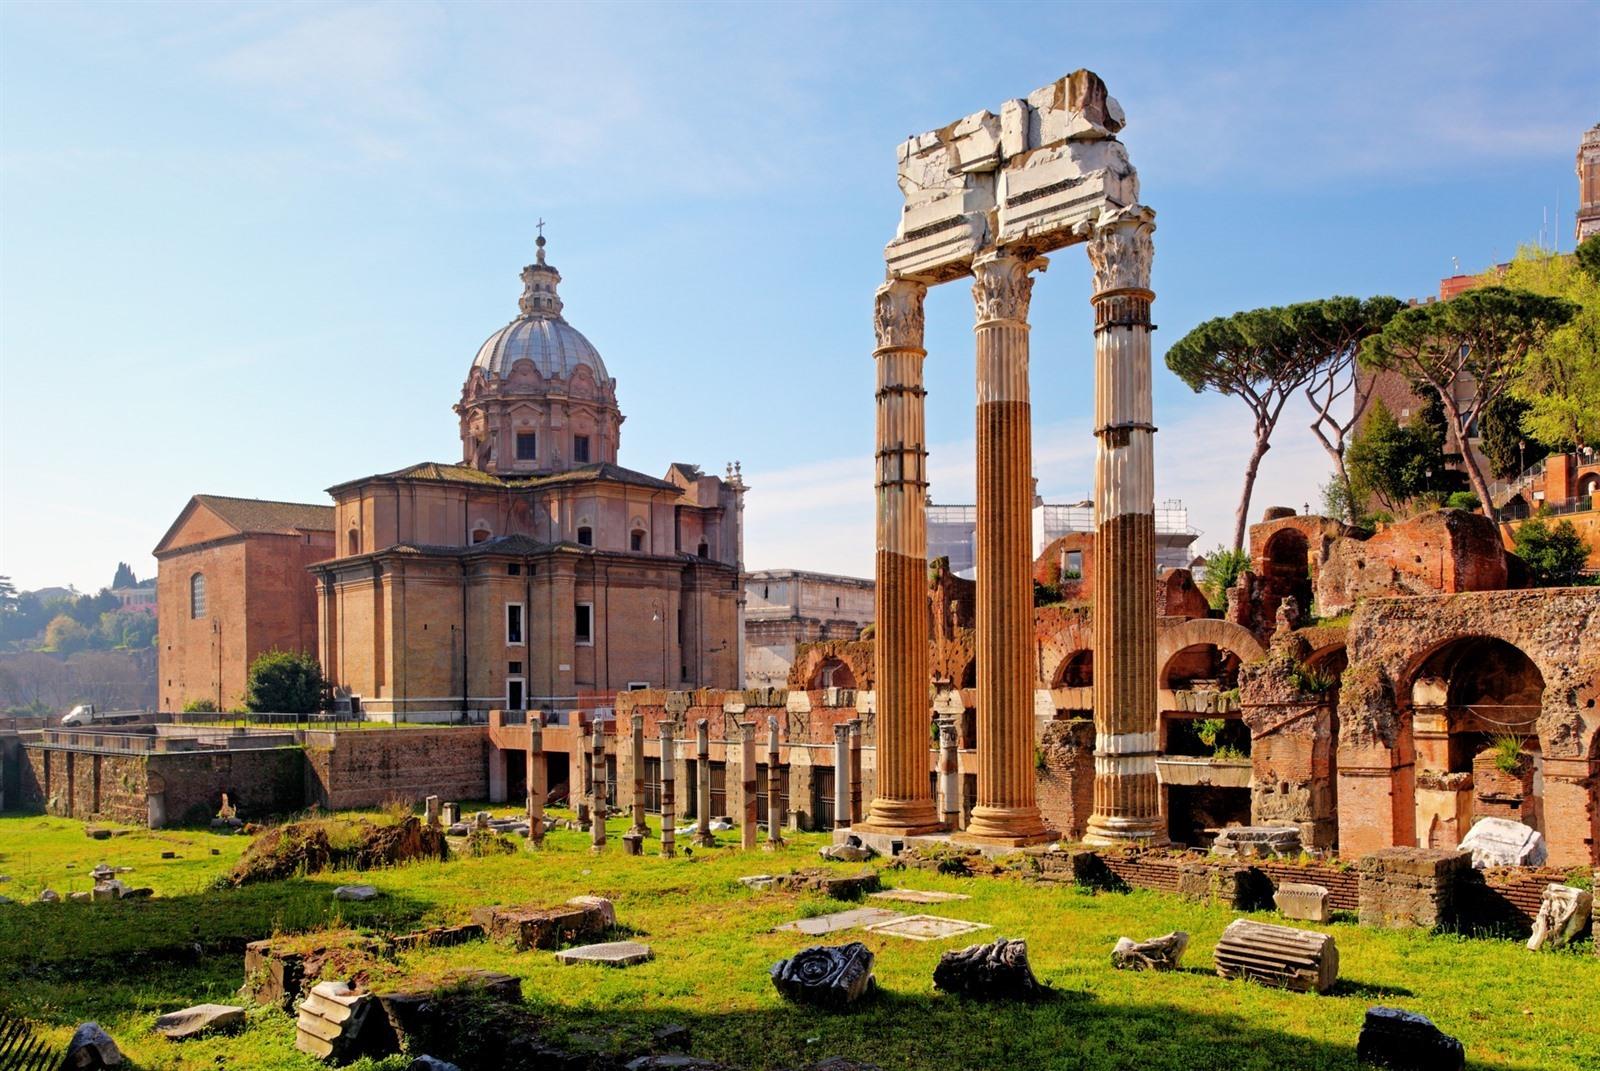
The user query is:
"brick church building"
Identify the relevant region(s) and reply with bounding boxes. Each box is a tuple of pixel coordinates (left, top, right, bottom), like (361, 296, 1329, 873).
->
(157, 237, 745, 717)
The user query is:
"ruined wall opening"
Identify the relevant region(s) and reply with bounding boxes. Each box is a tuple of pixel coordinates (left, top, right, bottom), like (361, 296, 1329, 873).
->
(1160, 644, 1242, 691)
(1262, 527, 1313, 618)
(1167, 784, 1251, 847)
(810, 657, 856, 691)
(1052, 649, 1094, 688)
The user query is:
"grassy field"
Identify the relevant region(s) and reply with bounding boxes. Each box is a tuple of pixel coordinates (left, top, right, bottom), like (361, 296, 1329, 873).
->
(0, 809, 1594, 1071)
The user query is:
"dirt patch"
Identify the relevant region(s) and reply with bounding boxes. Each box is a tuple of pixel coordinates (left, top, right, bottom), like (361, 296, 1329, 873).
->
(226, 816, 447, 887)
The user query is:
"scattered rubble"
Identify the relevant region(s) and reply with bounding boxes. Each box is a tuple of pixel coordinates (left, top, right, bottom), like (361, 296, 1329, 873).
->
(1110, 931, 1188, 971)
(155, 1003, 245, 1041)
(771, 943, 876, 1009)
(931, 938, 1045, 999)
(1356, 1006, 1465, 1070)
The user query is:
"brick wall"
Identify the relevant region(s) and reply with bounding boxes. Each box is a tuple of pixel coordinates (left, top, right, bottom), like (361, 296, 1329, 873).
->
(303, 728, 489, 809)
(1036, 718, 1094, 840)
(151, 748, 306, 826)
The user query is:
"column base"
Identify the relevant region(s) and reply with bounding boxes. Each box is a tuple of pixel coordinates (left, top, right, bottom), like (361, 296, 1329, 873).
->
(855, 797, 947, 837)
(692, 832, 717, 848)
(1083, 814, 1168, 846)
(953, 804, 1053, 847)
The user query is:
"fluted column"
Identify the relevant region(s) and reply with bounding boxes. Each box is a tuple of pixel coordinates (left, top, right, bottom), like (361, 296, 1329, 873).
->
(961, 250, 1051, 846)
(1084, 206, 1165, 845)
(859, 278, 943, 836)
(590, 719, 607, 852)
(659, 723, 676, 858)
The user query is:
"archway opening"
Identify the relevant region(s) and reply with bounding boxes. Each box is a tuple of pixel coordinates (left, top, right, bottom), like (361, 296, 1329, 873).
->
(1052, 649, 1094, 688)
(810, 657, 855, 691)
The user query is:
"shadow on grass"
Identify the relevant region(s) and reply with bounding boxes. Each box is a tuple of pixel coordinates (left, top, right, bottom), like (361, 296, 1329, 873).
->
(1328, 977, 1415, 999)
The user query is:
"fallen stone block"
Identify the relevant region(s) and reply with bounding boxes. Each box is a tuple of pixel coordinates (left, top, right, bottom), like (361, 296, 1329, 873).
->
(64, 1022, 123, 1068)
(69, 891, 92, 903)
(1274, 881, 1331, 923)
(375, 970, 521, 1047)
(931, 937, 1045, 999)
(1458, 817, 1546, 869)
(770, 943, 876, 1010)
(556, 941, 653, 967)
(38, 889, 60, 903)
(1527, 883, 1592, 951)
(333, 884, 379, 902)
(1358, 847, 1470, 930)
(1214, 918, 1338, 993)
(1210, 826, 1302, 859)
(295, 981, 378, 1062)
(407, 1057, 461, 1071)
(769, 868, 880, 899)
(566, 895, 616, 929)
(1355, 1006, 1465, 1070)
(1110, 931, 1188, 971)
(155, 1003, 245, 1040)
(622, 832, 644, 856)
(471, 900, 609, 951)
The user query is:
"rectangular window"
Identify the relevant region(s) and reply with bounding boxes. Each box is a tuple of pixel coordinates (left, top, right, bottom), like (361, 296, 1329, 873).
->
(516, 432, 537, 460)
(644, 757, 662, 813)
(573, 434, 591, 463)
(506, 603, 524, 645)
(627, 681, 650, 690)
(507, 563, 521, 576)
(575, 602, 593, 645)
(509, 660, 522, 675)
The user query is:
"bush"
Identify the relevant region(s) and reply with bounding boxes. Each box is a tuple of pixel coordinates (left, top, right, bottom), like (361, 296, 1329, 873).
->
(1490, 735, 1525, 776)
(182, 697, 219, 713)
(244, 649, 327, 714)
(1198, 547, 1250, 610)
(1445, 490, 1481, 511)
(1512, 515, 1590, 586)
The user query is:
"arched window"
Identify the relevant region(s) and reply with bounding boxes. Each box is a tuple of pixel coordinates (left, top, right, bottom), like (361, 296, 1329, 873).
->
(347, 530, 360, 556)
(630, 529, 646, 552)
(577, 526, 593, 546)
(471, 528, 491, 544)
(189, 573, 207, 619)
(697, 540, 709, 559)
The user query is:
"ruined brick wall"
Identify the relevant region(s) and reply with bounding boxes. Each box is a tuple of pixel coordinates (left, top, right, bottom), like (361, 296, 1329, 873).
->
(18, 747, 149, 823)
(1156, 569, 1209, 619)
(151, 748, 306, 826)
(1034, 532, 1093, 602)
(1240, 641, 1342, 851)
(1035, 717, 1094, 839)
(1318, 509, 1509, 617)
(787, 641, 875, 692)
(302, 728, 488, 809)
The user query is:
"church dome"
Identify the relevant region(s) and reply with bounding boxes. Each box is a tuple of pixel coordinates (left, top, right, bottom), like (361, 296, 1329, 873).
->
(470, 238, 609, 383)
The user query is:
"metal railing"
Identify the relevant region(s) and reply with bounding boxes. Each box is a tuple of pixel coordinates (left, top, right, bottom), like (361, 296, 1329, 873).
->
(31, 728, 298, 754)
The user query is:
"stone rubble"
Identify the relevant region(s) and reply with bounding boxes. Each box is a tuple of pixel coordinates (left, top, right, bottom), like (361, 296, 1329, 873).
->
(770, 943, 876, 1010)
(332, 884, 379, 902)
(64, 1022, 124, 1068)
(1526, 883, 1592, 951)
(931, 937, 1045, 999)
(1110, 931, 1189, 971)
(1210, 826, 1303, 859)
(1274, 882, 1332, 923)
(154, 1003, 246, 1040)
(1355, 1006, 1465, 1070)
(295, 980, 376, 1062)
(1213, 918, 1339, 993)
(1457, 818, 1548, 869)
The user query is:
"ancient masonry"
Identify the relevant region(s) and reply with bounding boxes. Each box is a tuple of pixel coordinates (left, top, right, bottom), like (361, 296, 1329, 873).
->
(860, 69, 1157, 845)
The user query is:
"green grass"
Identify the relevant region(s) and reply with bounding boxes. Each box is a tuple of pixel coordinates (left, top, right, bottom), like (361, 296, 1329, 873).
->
(1, 810, 1595, 1071)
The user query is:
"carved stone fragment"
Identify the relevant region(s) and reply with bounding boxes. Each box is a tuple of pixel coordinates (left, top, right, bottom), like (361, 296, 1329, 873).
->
(1527, 883, 1592, 951)
(1355, 1006, 1465, 1070)
(1110, 931, 1188, 971)
(1213, 919, 1338, 993)
(770, 943, 876, 1009)
(931, 938, 1045, 999)
(1274, 882, 1332, 923)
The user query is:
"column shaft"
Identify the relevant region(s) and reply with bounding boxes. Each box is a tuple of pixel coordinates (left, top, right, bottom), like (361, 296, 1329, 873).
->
(660, 725, 676, 858)
(962, 252, 1050, 846)
(834, 723, 853, 830)
(767, 716, 785, 846)
(694, 719, 714, 846)
(859, 279, 943, 836)
(1084, 209, 1165, 845)
(630, 712, 647, 835)
(740, 722, 758, 850)
(590, 720, 607, 851)
(527, 718, 545, 847)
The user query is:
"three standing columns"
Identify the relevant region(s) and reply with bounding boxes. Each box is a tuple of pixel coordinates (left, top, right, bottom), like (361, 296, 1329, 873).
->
(858, 279, 943, 837)
(962, 251, 1050, 846)
(1084, 208, 1165, 845)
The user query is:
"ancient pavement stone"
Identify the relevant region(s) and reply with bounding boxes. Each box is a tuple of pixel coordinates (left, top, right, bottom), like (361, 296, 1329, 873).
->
(154, 1003, 245, 1040)
(770, 943, 876, 1009)
(867, 889, 971, 905)
(776, 908, 902, 936)
(1355, 1006, 1465, 1070)
(931, 937, 1045, 999)
(1110, 931, 1188, 971)
(864, 914, 990, 942)
(555, 941, 654, 967)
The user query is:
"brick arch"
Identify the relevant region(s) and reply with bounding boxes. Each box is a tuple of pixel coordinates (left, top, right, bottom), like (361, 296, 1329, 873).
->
(1155, 618, 1266, 681)
(1050, 648, 1094, 687)
(787, 640, 875, 692)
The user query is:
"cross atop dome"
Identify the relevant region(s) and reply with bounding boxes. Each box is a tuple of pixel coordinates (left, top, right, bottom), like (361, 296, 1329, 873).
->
(519, 227, 562, 318)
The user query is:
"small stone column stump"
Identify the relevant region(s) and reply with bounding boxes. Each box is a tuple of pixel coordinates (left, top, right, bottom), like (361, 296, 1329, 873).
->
(1213, 918, 1338, 993)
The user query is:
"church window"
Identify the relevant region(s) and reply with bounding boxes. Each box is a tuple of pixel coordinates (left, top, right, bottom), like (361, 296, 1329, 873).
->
(348, 530, 360, 556)
(507, 603, 524, 645)
(575, 602, 594, 645)
(577, 526, 593, 546)
(189, 573, 206, 619)
(630, 529, 645, 551)
(573, 435, 591, 463)
(697, 540, 709, 559)
(515, 432, 537, 461)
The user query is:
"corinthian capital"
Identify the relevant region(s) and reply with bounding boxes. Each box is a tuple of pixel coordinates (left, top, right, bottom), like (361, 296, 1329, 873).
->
(873, 278, 927, 350)
(1086, 206, 1155, 295)
(971, 252, 1041, 325)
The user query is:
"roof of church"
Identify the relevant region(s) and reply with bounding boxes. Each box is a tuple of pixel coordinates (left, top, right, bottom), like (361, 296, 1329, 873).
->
(328, 460, 679, 494)
(470, 237, 610, 383)
(193, 495, 334, 533)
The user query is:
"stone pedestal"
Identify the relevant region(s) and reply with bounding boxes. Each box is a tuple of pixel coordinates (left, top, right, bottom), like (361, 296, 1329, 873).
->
(960, 252, 1049, 847)
(859, 278, 943, 837)
(1083, 209, 1164, 846)
(660, 724, 676, 858)
(1357, 847, 1470, 929)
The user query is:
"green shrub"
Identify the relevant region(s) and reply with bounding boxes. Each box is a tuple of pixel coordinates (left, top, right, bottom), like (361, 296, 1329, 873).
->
(1490, 735, 1525, 775)
(1196, 719, 1226, 750)
(182, 697, 219, 713)
(1445, 490, 1481, 511)
(1290, 666, 1338, 694)
(1198, 546, 1250, 610)
(244, 649, 327, 714)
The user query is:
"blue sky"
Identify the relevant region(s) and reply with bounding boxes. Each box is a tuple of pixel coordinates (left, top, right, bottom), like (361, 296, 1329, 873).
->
(2, 0, 1596, 592)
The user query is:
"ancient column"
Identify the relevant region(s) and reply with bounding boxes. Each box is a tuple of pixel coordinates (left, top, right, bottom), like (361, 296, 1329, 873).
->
(660, 723, 676, 858)
(740, 722, 758, 850)
(527, 715, 546, 847)
(963, 250, 1050, 846)
(694, 718, 714, 846)
(939, 716, 961, 830)
(1084, 207, 1164, 845)
(630, 712, 648, 836)
(590, 719, 607, 852)
(848, 719, 864, 824)
(576, 730, 591, 831)
(766, 715, 785, 847)
(858, 278, 943, 837)
(833, 722, 852, 830)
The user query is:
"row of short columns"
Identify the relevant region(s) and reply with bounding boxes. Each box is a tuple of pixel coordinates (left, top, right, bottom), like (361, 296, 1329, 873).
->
(863, 209, 1163, 847)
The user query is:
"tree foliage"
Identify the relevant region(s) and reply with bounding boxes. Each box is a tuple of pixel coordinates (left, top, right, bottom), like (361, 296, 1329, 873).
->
(1345, 399, 1446, 514)
(43, 614, 92, 655)
(1576, 234, 1600, 285)
(1487, 246, 1600, 450)
(111, 562, 139, 589)
(1512, 515, 1590, 586)
(1360, 286, 1577, 517)
(1198, 546, 1251, 610)
(244, 650, 327, 714)
(1477, 395, 1549, 480)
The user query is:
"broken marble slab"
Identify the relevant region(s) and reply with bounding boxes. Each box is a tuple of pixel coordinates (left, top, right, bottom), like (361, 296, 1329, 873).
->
(867, 889, 970, 905)
(555, 941, 653, 967)
(776, 908, 903, 936)
(155, 1003, 245, 1040)
(864, 914, 991, 942)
